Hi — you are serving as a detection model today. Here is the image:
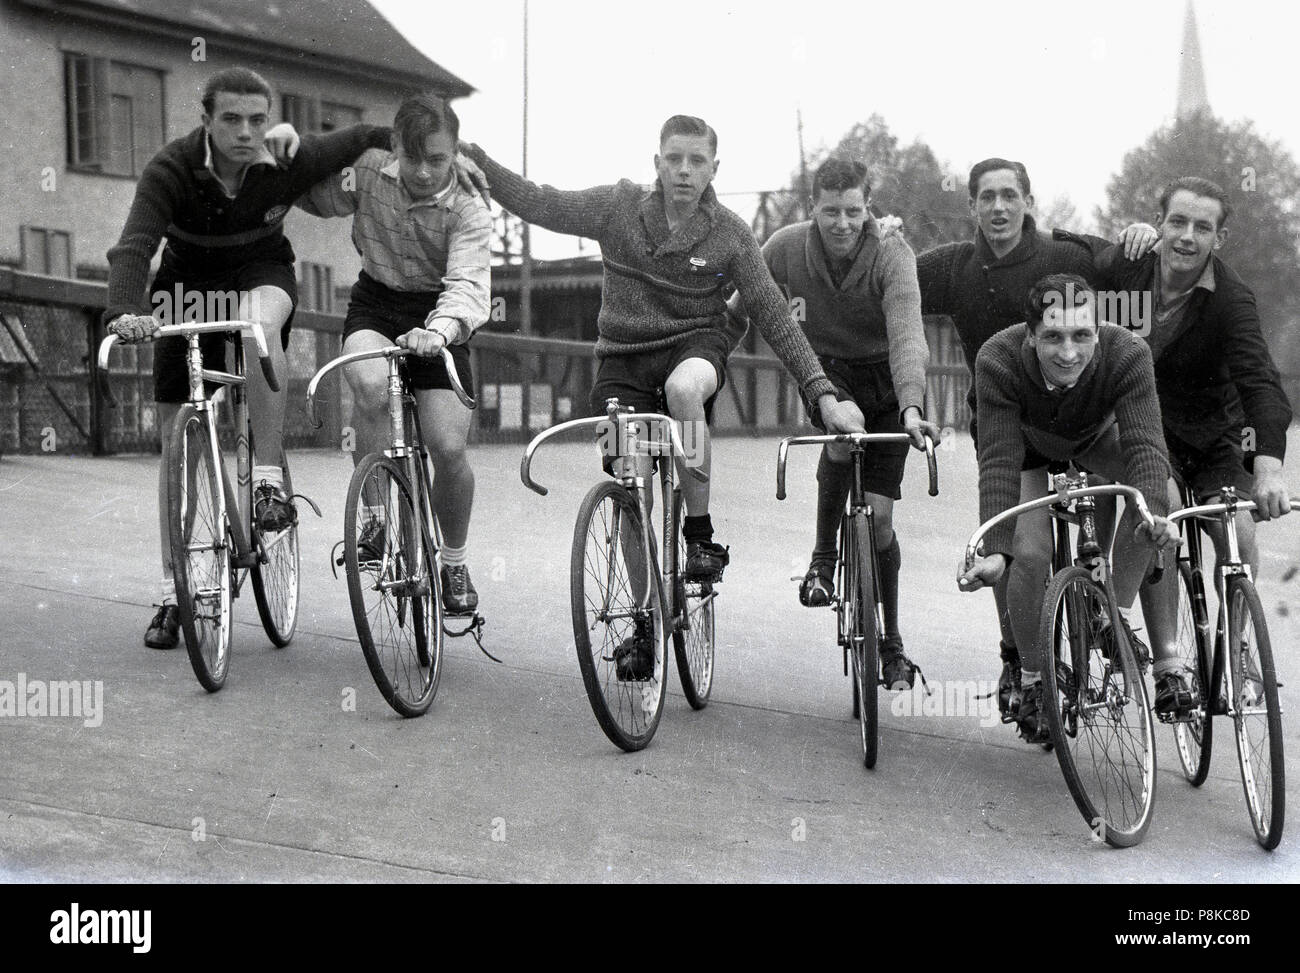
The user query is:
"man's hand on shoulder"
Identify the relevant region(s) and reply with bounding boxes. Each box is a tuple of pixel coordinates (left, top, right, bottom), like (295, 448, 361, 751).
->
(1117, 222, 1158, 261)
(454, 142, 491, 207)
(1251, 456, 1291, 520)
(264, 123, 300, 168)
(108, 313, 159, 344)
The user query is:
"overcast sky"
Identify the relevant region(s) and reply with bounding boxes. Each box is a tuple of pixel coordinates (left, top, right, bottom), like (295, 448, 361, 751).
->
(372, 0, 1299, 258)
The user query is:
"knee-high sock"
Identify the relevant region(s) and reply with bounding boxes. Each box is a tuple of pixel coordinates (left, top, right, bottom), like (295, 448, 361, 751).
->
(878, 534, 901, 642)
(814, 450, 852, 562)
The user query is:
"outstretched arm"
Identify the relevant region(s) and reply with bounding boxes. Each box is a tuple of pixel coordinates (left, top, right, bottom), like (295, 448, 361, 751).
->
(459, 142, 615, 239)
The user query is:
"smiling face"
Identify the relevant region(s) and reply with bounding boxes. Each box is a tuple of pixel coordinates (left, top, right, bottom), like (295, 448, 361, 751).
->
(1158, 189, 1227, 278)
(393, 129, 455, 200)
(970, 168, 1032, 253)
(1029, 300, 1098, 389)
(813, 187, 869, 261)
(654, 133, 718, 209)
(203, 91, 271, 166)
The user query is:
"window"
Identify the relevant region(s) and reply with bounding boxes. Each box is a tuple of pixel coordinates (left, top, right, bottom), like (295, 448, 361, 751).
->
(282, 93, 362, 134)
(20, 227, 73, 277)
(65, 54, 164, 176)
(299, 263, 334, 313)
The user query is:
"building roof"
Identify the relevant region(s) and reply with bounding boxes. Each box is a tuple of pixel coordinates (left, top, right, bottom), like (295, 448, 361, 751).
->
(17, 0, 473, 96)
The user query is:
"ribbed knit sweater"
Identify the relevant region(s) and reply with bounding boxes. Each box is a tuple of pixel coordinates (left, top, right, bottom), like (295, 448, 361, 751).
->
(104, 124, 391, 324)
(975, 323, 1170, 556)
(760, 220, 928, 415)
(465, 144, 835, 403)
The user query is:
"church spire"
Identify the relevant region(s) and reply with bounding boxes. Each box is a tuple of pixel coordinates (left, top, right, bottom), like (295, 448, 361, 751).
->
(1177, 0, 1210, 118)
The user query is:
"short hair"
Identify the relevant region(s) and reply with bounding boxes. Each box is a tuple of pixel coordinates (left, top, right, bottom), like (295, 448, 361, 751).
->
(812, 157, 870, 199)
(968, 158, 1031, 199)
(1024, 273, 1096, 332)
(659, 114, 717, 155)
(1158, 176, 1232, 228)
(392, 93, 459, 156)
(201, 68, 272, 116)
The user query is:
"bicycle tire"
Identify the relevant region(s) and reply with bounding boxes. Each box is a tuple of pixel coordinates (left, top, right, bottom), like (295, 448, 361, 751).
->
(571, 480, 666, 752)
(1227, 576, 1285, 849)
(168, 406, 233, 693)
(251, 449, 300, 647)
(344, 453, 442, 717)
(850, 512, 879, 769)
(671, 489, 714, 709)
(1171, 561, 1213, 786)
(1039, 565, 1156, 847)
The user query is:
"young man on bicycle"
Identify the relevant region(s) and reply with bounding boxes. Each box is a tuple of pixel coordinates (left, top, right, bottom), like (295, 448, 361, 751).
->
(457, 116, 862, 585)
(104, 67, 391, 650)
(740, 156, 939, 689)
(1095, 176, 1293, 707)
(291, 94, 492, 613)
(917, 159, 1156, 717)
(956, 274, 1180, 742)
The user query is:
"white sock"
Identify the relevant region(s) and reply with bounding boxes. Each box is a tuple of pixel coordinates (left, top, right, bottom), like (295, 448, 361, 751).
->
(160, 577, 176, 604)
(254, 464, 283, 489)
(441, 542, 468, 568)
(1021, 669, 1042, 688)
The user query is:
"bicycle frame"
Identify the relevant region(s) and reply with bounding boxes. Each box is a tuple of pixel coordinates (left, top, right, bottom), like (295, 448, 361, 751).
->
(521, 400, 707, 633)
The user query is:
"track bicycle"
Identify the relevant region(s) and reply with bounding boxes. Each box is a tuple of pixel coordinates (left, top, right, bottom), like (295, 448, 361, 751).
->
(98, 320, 314, 692)
(776, 432, 938, 768)
(521, 398, 715, 752)
(1166, 482, 1293, 849)
(963, 471, 1162, 847)
(307, 345, 484, 718)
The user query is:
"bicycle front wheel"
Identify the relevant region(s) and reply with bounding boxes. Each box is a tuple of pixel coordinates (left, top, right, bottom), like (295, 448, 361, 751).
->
(571, 480, 666, 752)
(344, 453, 442, 717)
(251, 449, 300, 647)
(1227, 576, 1284, 850)
(168, 406, 233, 692)
(848, 512, 879, 769)
(1171, 561, 1213, 785)
(1039, 566, 1155, 847)
(672, 489, 715, 709)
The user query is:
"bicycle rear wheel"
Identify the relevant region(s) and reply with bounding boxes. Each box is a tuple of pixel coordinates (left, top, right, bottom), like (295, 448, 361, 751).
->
(168, 406, 233, 692)
(847, 512, 879, 769)
(251, 449, 300, 647)
(344, 453, 442, 717)
(1171, 561, 1213, 785)
(571, 480, 666, 752)
(671, 489, 714, 709)
(1227, 576, 1284, 849)
(1039, 565, 1155, 847)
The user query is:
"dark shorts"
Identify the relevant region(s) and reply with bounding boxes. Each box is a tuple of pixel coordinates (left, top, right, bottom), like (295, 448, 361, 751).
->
(589, 329, 729, 419)
(151, 261, 298, 404)
(343, 272, 474, 394)
(1167, 427, 1253, 500)
(812, 357, 909, 500)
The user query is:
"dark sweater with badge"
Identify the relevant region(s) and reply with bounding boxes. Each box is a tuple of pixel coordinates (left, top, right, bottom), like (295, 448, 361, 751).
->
(975, 323, 1170, 556)
(104, 123, 391, 323)
(1093, 246, 1291, 465)
(917, 215, 1104, 371)
(464, 144, 836, 404)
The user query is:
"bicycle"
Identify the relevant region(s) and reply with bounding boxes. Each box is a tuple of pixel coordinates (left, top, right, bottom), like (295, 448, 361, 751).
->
(521, 398, 715, 752)
(776, 433, 938, 768)
(963, 472, 1161, 847)
(1166, 483, 1293, 849)
(306, 345, 485, 718)
(98, 320, 314, 692)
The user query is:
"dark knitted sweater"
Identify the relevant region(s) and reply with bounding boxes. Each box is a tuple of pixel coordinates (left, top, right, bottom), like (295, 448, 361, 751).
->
(975, 323, 1170, 556)
(760, 220, 929, 415)
(917, 215, 1104, 371)
(104, 123, 391, 323)
(465, 144, 835, 403)
(1094, 246, 1292, 464)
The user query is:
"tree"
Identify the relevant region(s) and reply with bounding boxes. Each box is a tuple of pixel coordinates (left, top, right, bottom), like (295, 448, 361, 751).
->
(760, 114, 972, 251)
(1098, 110, 1300, 376)
(1038, 193, 1087, 235)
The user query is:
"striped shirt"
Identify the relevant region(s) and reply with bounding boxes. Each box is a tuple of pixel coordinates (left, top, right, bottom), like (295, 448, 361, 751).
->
(298, 148, 492, 343)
